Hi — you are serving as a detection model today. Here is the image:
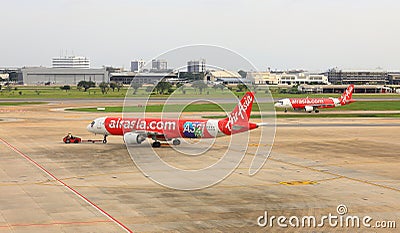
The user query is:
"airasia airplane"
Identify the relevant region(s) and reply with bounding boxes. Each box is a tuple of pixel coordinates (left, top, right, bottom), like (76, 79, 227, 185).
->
(87, 92, 266, 147)
(274, 84, 355, 113)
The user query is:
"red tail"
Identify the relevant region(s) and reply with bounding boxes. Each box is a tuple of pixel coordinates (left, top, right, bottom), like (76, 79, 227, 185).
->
(219, 92, 255, 135)
(338, 84, 355, 105)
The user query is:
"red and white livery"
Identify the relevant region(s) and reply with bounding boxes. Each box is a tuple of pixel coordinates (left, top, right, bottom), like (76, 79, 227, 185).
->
(87, 92, 265, 147)
(274, 84, 355, 113)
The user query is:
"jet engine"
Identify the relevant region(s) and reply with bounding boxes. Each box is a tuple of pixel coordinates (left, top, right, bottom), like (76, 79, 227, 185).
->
(304, 106, 314, 112)
(123, 132, 147, 144)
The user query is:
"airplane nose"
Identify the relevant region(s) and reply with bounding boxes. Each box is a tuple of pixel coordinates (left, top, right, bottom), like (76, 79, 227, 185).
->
(87, 124, 93, 132)
(274, 102, 280, 107)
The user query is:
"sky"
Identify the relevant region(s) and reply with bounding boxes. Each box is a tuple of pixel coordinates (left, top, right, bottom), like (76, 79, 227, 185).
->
(1, 0, 400, 71)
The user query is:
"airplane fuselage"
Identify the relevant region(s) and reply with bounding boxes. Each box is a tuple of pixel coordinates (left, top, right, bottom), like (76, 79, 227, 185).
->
(86, 92, 261, 147)
(274, 85, 355, 113)
(275, 97, 341, 111)
(88, 116, 259, 140)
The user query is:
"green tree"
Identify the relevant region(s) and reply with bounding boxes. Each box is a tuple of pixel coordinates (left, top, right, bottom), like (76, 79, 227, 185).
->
(131, 83, 142, 94)
(99, 82, 110, 94)
(59, 85, 71, 92)
(116, 82, 123, 92)
(109, 82, 123, 92)
(176, 83, 185, 93)
(217, 84, 225, 92)
(237, 84, 248, 92)
(212, 84, 219, 92)
(145, 85, 154, 93)
(154, 81, 172, 95)
(110, 82, 117, 92)
(192, 81, 208, 94)
(77, 80, 95, 92)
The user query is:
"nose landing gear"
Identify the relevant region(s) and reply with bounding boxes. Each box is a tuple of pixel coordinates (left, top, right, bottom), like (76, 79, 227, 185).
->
(103, 135, 108, 144)
(172, 139, 181, 146)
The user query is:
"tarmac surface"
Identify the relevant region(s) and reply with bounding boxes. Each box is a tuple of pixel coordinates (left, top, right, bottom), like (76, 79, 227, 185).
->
(0, 100, 399, 232)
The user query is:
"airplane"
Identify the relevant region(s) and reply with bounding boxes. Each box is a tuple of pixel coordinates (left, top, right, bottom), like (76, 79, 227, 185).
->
(87, 92, 267, 147)
(274, 84, 355, 113)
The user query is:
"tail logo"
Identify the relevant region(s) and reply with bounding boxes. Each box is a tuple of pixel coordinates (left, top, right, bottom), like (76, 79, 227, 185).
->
(225, 94, 253, 132)
(340, 85, 354, 105)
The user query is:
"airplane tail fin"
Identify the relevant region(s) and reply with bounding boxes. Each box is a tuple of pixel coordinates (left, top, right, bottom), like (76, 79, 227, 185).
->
(219, 92, 255, 135)
(338, 84, 355, 105)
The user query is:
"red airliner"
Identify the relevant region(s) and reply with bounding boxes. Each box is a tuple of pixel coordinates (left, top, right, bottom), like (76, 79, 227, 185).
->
(274, 84, 355, 113)
(87, 92, 266, 147)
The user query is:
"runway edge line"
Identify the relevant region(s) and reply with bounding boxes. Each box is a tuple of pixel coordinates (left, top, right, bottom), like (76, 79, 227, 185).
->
(0, 137, 133, 233)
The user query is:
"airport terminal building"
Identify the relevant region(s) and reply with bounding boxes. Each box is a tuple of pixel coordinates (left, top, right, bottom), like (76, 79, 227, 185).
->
(21, 67, 109, 85)
(327, 69, 391, 85)
(110, 72, 177, 85)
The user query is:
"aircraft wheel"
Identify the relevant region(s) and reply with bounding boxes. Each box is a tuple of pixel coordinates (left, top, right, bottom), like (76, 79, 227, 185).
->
(284, 109, 287, 113)
(315, 110, 319, 113)
(172, 139, 181, 146)
(103, 139, 107, 144)
(65, 139, 70, 144)
(152, 141, 161, 148)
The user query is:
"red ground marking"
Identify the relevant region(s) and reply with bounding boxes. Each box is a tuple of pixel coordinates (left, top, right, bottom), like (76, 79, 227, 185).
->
(0, 137, 133, 233)
(0, 220, 112, 229)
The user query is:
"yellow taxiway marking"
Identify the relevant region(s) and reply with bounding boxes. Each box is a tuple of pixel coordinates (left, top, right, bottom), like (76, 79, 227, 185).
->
(280, 180, 317, 186)
(269, 157, 400, 193)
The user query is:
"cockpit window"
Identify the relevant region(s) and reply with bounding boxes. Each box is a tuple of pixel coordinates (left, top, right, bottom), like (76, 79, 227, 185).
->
(277, 101, 283, 104)
(90, 121, 95, 127)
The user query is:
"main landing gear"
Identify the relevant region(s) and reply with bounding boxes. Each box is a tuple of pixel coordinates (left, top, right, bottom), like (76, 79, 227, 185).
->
(151, 139, 181, 148)
(103, 135, 108, 144)
(152, 141, 161, 148)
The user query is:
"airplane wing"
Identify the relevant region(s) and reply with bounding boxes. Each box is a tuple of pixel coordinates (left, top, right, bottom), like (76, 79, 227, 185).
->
(314, 104, 334, 108)
(123, 129, 175, 142)
(123, 130, 179, 147)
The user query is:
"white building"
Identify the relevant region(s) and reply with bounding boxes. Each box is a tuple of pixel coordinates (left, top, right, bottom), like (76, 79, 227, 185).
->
(204, 70, 242, 83)
(52, 56, 90, 69)
(279, 73, 329, 85)
(246, 71, 279, 85)
(131, 60, 145, 72)
(187, 59, 206, 73)
(151, 59, 168, 71)
(247, 71, 329, 85)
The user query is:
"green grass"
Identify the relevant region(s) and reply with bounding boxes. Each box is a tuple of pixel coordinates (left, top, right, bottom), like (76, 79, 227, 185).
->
(67, 101, 400, 113)
(204, 113, 400, 119)
(1, 85, 400, 99)
(0, 86, 129, 98)
(0, 101, 45, 106)
(69, 103, 247, 113)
